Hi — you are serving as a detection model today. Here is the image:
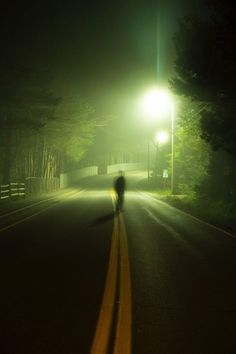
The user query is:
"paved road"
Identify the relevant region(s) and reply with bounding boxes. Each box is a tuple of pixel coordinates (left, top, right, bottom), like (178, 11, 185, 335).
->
(0, 172, 236, 354)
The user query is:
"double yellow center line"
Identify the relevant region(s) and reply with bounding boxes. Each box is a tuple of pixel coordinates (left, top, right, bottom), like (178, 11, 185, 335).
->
(90, 192, 132, 354)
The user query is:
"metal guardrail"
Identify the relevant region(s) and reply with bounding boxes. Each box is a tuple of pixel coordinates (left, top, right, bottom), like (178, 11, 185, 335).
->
(0, 184, 10, 200)
(0, 182, 26, 200)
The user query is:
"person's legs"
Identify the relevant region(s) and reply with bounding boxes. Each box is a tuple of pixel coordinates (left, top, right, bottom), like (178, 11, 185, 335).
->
(115, 193, 120, 213)
(115, 192, 124, 213)
(119, 192, 124, 211)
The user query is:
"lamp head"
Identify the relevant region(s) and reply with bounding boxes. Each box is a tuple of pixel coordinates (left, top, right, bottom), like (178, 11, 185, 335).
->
(142, 88, 172, 120)
(155, 131, 169, 145)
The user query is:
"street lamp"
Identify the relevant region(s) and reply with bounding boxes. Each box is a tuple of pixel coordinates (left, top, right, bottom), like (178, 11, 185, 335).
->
(153, 130, 169, 180)
(142, 88, 175, 194)
(142, 89, 171, 120)
(155, 131, 169, 145)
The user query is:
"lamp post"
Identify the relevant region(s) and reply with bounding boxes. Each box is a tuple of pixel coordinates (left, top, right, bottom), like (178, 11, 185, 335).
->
(154, 130, 169, 178)
(142, 89, 175, 193)
(171, 102, 175, 194)
(146, 134, 151, 180)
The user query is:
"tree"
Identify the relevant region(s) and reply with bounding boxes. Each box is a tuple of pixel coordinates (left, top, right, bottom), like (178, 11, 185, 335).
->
(174, 98, 210, 193)
(4, 93, 102, 180)
(0, 66, 61, 183)
(45, 95, 99, 172)
(170, 1, 236, 201)
(171, 0, 236, 153)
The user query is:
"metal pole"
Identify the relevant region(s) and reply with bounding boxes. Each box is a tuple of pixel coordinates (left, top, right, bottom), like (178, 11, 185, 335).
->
(171, 103, 175, 194)
(155, 142, 158, 178)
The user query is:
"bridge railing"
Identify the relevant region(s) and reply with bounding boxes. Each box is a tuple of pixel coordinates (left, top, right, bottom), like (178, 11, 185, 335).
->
(60, 166, 98, 188)
(60, 163, 146, 188)
(106, 163, 145, 174)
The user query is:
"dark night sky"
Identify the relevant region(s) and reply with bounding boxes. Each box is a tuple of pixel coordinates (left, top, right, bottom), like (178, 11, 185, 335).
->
(1, 0, 205, 115)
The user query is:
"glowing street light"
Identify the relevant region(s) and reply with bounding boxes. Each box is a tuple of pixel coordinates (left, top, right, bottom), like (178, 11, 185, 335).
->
(142, 89, 171, 120)
(155, 130, 169, 145)
(142, 88, 175, 194)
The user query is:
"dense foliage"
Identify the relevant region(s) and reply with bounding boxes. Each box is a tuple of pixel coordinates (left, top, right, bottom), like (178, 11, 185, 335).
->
(174, 98, 210, 194)
(171, 0, 236, 200)
(0, 67, 99, 184)
(0, 5, 102, 187)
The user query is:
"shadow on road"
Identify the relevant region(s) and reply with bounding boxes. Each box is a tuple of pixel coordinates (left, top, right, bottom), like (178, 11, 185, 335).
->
(91, 212, 115, 226)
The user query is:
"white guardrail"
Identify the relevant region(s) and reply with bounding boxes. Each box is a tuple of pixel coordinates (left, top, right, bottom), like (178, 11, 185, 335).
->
(0, 182, 26, 200)
(60, 166, 98, 188)
(60, 163, 146, 188)
(106, 163, 145, 174)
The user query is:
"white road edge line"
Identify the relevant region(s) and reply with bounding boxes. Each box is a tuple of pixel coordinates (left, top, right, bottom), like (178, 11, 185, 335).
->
(0, 190, 83, 233)
(143, 207, 180, 237)
(0, 189, 84, 219)
(141, 191, 236, 240)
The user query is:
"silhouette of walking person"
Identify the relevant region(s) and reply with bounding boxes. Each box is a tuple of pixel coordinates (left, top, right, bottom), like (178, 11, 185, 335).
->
(114, 171, 126, 213)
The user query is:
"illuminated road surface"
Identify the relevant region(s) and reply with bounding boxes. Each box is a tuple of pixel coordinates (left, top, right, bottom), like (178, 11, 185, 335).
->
(0, 173, 236, 354)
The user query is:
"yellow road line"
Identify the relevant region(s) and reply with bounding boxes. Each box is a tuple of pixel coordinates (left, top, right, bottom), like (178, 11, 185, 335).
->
(113, 213, 132, 354)
(90, 216, 119, 354)
(91, 191, 132, 354)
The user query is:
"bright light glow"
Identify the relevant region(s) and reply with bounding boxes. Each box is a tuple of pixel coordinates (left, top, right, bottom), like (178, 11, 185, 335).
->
(142, 89, 172, 119)
(155, 131, 169, 145)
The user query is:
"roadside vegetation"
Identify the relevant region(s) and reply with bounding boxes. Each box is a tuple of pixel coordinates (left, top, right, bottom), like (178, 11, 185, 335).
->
(0, 66, 108, 188)
(157, 0, 236, 229)
(0, 12, 111, 189)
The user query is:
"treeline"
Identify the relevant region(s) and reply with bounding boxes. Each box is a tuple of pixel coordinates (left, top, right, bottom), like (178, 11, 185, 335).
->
(0, 3, 106, 188)
(171, 0, 236, 203)
(0, 66, 100, 185)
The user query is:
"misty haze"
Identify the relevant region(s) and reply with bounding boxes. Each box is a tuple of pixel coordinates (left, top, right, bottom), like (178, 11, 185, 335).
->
(0, 1, 236, 353)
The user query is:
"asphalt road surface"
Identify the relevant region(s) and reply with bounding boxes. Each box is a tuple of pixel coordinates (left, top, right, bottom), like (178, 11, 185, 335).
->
(1, 172, 236, 354)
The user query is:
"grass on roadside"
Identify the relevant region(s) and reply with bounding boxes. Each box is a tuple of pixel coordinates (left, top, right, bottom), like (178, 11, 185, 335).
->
(160, 193, 236, 232)
(136, 177, 236, 232)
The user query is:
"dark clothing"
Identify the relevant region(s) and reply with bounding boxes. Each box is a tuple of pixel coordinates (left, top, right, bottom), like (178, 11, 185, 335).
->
(114, 176, 126, 194)
(114, 175, 126, 212)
